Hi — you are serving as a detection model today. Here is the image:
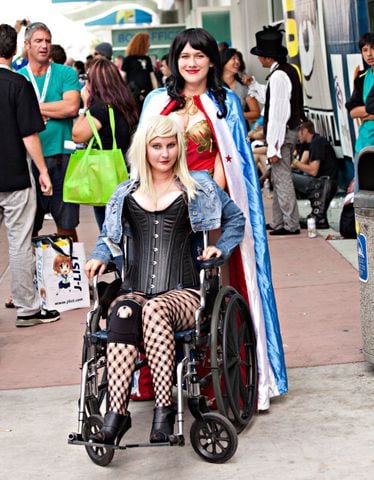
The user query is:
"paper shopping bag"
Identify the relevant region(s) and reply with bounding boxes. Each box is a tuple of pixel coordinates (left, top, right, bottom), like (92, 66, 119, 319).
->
(33, 235, 90, 312)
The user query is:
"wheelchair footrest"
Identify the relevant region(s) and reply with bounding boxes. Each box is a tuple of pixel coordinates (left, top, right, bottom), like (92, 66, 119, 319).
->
(68, 435, 184, 449)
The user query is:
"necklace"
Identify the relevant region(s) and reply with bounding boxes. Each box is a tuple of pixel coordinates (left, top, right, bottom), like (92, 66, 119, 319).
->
(177, 96, 199, 131)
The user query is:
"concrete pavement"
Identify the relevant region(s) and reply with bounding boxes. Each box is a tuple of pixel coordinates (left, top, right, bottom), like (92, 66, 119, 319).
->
(1, 199, 372, 479)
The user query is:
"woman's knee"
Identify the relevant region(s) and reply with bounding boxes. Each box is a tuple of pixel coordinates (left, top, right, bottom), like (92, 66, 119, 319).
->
(107, 299, 143, 346)
(142, 297, 173, 333)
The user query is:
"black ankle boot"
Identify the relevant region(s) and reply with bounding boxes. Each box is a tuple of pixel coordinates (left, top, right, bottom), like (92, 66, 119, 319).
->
(89, 411, 131, 445)
(150, 405, 176, 443)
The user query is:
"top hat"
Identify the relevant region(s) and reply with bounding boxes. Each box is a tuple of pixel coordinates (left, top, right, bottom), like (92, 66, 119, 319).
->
(250, 25, 288, 58)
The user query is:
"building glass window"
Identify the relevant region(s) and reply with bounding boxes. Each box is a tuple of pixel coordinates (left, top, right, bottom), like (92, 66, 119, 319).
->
(368, 0, 374, 31)
(272, 0, 284, 22)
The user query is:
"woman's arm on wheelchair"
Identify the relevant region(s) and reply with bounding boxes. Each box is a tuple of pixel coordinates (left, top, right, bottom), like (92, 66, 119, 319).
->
(214, 187, 246, 259)
(197, 245, 222, 261)
(85, 258, 107, 280)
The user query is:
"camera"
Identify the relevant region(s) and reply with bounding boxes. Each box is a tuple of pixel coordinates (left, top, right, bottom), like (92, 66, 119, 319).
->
(21, 19, 28, 27)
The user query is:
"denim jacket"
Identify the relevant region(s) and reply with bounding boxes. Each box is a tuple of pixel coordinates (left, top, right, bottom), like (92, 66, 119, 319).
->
(91, 170, 245, 264)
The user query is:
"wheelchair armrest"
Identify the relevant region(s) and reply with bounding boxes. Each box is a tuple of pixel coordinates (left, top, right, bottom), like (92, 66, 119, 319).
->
(200, 257, 225, 270)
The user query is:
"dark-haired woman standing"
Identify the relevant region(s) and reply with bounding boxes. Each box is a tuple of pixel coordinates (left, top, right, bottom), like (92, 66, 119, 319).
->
(141, 28, 287, 412)
(221, 47, 260, 129)
(72, 58, 138, 229)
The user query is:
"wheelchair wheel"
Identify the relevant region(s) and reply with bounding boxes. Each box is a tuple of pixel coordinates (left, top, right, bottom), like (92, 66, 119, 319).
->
(210, 286, 258, 433)
(82, 414, 115, 467)
(190, 412, 238, 463)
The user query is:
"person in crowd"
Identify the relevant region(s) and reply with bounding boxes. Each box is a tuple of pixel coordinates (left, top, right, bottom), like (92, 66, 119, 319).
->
(252, 145, 269, 185)
(85, 54, 94, 70)
(236, 49, 255, 87)
(160, 53, 171, 86)
(73, 59, 86, 89)
(11, 19, 30, 71)
(292, 120, 338, 229)
(72, 57, 138, 230)
(94, 42, 113, 61)
(248, 114, 265, 143)
(339, 179, 356, 239)
(0, 23, 59, 326)
(114, 54, 126, 80)
(12, 46, 28, 70)
(218, 41, 229, 53)
(85, 115, 245, 444)
(49, 44, 67, 64)
(114, 54, 124, 70)
(64, 57, 75, 67)
(141, 27, 287, 411)
(221, 47, 260, 129)
(346, 32, 374, 189)
(19, 22, 81, 241)
(121, 32, 158, 111)
(249, 24, 305, 236)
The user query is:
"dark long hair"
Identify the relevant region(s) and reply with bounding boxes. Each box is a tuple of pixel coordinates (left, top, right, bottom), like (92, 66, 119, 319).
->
(166, 28, 227, 118)
(220, 47, 244, 85)
(86, 58, 138, 133)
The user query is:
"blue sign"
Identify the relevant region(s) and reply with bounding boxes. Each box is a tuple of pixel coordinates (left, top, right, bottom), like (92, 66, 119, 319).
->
(112, 26, 184, 48)
(357, 232, 368, 282)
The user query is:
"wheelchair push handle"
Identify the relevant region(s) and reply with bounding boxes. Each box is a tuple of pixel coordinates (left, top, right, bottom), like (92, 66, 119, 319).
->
(199, 257, 225, 270)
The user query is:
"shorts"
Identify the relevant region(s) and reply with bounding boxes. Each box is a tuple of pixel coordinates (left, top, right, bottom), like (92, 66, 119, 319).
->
(32, 154, 80, 232)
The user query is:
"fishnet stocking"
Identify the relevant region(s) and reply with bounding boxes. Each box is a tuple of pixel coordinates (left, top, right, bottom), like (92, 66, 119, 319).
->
(107, 342, 138, 415)
(106, 292, 147, 415)
(142, 289, 200, 407)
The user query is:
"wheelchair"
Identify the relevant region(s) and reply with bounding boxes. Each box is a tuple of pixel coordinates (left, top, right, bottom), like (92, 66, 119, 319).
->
(68, 233, 258, 465)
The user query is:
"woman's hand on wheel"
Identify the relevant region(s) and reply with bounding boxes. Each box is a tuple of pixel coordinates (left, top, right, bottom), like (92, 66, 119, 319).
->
(85, 259, 106, 280)
(197, 245, 222, 261)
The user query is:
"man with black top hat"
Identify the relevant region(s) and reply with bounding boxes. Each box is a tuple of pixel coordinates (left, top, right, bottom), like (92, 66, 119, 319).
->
(249, 25, 305, 236)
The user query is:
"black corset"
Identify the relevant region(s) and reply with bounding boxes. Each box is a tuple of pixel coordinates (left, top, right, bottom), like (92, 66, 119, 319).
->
(122, 194, 199, 295)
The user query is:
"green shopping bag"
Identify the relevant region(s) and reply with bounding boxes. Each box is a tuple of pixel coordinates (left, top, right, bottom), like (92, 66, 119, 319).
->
(63, 106, 128, 207)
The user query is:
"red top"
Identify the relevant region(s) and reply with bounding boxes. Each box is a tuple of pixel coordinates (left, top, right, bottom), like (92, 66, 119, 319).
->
(161, 96, 218, 174)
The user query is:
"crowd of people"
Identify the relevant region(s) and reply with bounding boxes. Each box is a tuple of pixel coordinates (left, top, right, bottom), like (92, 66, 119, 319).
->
(1, 17, 372, 444)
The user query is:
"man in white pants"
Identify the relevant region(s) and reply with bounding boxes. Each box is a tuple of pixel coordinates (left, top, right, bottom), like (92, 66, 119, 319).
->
(0, 23, 60, 327)
(249, 24, 304, 235)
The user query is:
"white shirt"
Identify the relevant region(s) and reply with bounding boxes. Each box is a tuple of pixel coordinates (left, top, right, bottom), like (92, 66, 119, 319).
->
(248, 62, 292, 158)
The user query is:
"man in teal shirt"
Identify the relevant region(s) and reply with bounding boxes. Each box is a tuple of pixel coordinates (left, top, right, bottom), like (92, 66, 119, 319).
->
(19, 22, 80, 240)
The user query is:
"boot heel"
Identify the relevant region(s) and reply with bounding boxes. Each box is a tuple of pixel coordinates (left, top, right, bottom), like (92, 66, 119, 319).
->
(89, 411, 131, 445)
(115, 415, 132, 446)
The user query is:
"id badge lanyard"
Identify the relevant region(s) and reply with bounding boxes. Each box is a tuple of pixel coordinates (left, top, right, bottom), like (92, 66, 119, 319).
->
(26, 64, 51, 103)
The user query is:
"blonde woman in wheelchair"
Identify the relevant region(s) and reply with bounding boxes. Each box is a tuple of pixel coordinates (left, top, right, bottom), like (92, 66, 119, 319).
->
(85, 115, 245, 446)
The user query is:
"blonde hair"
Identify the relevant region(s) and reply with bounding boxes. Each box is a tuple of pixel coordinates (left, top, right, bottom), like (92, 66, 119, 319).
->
(128, 116, 197, 199)
(126, 32, 150, 56)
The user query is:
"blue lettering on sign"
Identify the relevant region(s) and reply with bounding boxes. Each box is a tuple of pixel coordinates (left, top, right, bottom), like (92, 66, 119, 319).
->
(357, 233, 368, 283)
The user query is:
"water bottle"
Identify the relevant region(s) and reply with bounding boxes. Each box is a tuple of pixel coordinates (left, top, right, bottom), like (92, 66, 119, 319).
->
(307, 217, 317, 238)
(263, 179, 271, 199)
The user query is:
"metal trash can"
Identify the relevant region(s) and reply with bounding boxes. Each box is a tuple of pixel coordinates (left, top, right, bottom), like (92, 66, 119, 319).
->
(354, 147, 374, 363)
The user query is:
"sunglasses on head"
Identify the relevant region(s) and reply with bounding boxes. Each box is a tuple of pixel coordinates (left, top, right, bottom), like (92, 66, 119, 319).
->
(25, 22, 49, 33)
